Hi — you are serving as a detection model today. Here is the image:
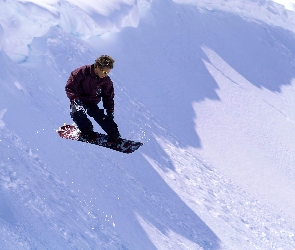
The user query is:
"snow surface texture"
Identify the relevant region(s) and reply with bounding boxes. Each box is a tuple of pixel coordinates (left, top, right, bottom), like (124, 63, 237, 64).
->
(273, 0, 295, 11)
(1, 0, 295, 249)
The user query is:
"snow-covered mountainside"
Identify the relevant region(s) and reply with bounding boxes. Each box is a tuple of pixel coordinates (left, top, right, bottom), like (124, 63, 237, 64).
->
(1, 0, 295, 249)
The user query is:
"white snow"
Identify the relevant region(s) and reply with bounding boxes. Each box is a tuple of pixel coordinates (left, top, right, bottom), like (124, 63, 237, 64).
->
(0, 0, 295, 249)
(273, 0, 295, 11)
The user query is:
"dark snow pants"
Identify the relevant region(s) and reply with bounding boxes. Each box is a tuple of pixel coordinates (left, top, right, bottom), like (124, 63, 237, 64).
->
(70, 102, 119, 137)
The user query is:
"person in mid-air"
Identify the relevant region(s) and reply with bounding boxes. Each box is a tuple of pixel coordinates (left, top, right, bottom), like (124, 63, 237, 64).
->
(65, 55, 121, 142)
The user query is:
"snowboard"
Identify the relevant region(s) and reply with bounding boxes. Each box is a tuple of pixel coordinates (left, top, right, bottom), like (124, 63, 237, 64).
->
(57, 124, 143, 154)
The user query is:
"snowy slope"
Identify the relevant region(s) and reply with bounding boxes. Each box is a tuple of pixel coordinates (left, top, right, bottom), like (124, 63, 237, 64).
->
(1, 0, 295, 249)
(273, 0, 295, 11)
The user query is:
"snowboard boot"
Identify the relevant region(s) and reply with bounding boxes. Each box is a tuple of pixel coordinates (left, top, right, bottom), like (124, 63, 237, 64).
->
(79, 131, 97, 142)
(107, 131, 122, 145)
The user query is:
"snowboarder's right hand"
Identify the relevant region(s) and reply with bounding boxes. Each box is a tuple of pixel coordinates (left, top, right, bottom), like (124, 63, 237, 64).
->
(106, 112, 114, 120)
(71, 99, 87, 114)
(73, 99, 83, 106)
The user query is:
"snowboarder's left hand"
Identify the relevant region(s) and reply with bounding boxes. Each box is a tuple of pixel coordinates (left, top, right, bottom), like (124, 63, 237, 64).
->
(106, 112, 114, 120)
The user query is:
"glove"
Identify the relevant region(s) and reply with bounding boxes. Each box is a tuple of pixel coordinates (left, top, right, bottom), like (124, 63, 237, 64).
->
(106, 112, 114, 120)
(71, 99, 86, 113)
(73, 98, 83, 106)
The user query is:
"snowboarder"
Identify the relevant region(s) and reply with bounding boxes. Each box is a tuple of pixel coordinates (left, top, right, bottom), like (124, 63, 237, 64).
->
(65, 55, 121, 142)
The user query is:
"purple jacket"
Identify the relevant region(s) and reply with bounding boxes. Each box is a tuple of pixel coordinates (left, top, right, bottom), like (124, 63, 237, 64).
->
(65, 64, 115, 113)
